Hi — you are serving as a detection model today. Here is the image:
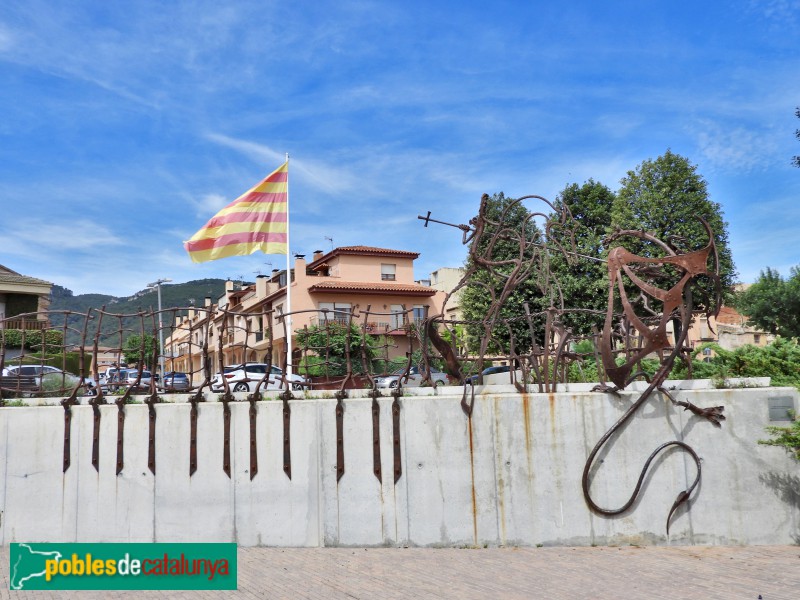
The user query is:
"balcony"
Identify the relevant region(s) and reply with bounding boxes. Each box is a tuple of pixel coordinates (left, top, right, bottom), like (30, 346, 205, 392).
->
(0, 318, 50, 331)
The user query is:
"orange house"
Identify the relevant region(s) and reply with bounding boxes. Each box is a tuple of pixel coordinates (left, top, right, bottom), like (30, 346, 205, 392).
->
(165, 246, 446, 381)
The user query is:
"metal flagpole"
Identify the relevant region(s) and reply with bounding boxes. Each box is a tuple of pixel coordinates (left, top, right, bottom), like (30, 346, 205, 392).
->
(284, 152, 293, 379)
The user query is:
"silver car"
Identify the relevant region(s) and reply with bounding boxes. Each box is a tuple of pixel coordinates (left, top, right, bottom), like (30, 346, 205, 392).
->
(375, 366, 448, 388)
(124, 369, 153, 390)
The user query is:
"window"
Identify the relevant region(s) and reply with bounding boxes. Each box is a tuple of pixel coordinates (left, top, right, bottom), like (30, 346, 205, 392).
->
(390, 305, 405, 329)
(413, 305, 427, 323)
(754, 334, 761, 344)
(381, 263, 396, 281)
(318, 302, 351, 325)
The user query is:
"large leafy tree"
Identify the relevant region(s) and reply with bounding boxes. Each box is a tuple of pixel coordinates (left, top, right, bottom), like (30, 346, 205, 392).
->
(612, 150, 736, 310)
(549, 180, 615, 336)
(736, 266, 800, 339)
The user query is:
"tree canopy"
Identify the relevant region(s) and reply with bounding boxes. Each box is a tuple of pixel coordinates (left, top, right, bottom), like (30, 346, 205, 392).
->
(549, 180, 615, 336)
(612, 150, 736, 309)
(735, 266, 800, 339)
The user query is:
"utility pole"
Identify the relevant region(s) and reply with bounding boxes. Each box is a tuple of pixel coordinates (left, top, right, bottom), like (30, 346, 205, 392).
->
(147, 278, 172, 378)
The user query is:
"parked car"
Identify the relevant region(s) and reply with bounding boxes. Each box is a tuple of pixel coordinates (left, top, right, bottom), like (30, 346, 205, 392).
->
(161, 371, 191, 392)
(3, 364, 64, 380)
(210, 363, 306, 392)
(465, 365, 512, 385)
(124, 369, 153, 390)
(375, 365, 448, 388)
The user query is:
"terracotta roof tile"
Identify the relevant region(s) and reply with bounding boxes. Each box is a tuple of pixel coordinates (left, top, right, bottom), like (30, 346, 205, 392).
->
(308, 280, 437, 296)
(308, 246, 419, 269)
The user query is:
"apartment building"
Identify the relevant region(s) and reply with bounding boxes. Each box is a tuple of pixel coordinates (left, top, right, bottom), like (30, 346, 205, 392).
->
(165, 246, 446, 381)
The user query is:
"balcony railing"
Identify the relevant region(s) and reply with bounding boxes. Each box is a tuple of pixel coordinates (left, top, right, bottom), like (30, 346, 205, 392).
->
(0, 318, 50, 331)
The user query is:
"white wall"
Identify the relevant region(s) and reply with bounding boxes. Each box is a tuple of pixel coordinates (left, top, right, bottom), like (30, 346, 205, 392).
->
(1, 385, 797, 547)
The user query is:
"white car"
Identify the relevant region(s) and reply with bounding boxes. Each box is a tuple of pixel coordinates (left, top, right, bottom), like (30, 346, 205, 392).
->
(211, 363, 306, 393)
(374, 366, 448, 388)
(2, 364, 64, 380)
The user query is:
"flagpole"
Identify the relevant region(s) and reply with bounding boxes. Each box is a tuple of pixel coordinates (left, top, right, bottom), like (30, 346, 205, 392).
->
(285, 152, 293, 380)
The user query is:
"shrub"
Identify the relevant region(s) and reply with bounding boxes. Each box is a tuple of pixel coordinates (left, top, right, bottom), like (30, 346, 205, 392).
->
(759, 412, 800, 461)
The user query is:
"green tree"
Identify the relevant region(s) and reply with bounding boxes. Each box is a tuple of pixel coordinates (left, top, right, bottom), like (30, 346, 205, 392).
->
(550, 180, 615, 336)
(736, 266, 800, 339)
(612, 150, 736, 307)
(123, 334, 158, 367)
(759, 415, 800, 461)
(295, 322, 378, 377)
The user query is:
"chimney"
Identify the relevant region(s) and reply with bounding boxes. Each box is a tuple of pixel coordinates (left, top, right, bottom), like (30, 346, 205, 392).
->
(313, 249, 324, 262)
(225, 279, 235, 292)
(256, 275, 269, 297)
(204, 296, 212, 307)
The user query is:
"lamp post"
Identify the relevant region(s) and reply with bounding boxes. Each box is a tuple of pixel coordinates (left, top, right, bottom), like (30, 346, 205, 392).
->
(147, 278, 172, 378)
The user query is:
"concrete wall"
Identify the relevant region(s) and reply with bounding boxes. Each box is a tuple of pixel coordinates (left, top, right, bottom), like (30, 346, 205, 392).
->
(1, 384, 798, 547)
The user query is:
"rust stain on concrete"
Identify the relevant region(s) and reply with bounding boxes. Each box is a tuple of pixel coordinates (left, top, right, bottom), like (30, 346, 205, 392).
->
(468, 417, 478, 545)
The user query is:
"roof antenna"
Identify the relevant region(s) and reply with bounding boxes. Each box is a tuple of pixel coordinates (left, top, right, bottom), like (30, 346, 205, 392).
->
(325, 236, 334, 251)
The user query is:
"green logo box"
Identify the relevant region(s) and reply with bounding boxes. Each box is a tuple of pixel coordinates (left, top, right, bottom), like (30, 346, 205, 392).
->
(9, 543, 237, 590)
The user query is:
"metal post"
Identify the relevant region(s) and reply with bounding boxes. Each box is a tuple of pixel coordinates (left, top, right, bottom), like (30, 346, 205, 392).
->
(147, 278, 172, 379)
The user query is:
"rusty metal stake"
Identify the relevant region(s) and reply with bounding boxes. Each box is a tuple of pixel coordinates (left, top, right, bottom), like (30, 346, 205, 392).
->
(371, 392, 381, 483)
(189, 391, 204, 476)
(392, 392, 402, 484)
(282, 390, 292, 479)
(61, 395, 78, 473)
(335, 391, 345, 482)
(461, 382, 475, 417)
(91, 398, 101, 472)
(249, 392, 260, 480)
(115, 398, 125, 475)
(146, 394, 157, 475)
(222, 391, 232, 478)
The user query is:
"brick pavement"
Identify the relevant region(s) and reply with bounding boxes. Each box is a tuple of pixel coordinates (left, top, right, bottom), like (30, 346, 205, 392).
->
(1, 545, 798, 599)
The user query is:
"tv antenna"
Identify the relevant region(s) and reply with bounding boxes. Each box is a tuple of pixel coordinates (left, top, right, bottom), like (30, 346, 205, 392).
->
(325, 236, 334, 251)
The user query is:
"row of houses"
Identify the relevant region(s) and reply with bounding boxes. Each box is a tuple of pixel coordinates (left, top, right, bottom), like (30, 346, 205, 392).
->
(163, 246, 457, 378)
(1, 256, 774, 380)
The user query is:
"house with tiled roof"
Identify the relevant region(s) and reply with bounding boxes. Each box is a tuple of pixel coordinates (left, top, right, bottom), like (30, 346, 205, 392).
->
(0, 265, 52, 329)
(165, 246, 446, 379)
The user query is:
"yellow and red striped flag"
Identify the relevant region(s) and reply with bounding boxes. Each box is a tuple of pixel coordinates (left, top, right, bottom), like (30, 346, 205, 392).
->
(184, 161, 289, 263)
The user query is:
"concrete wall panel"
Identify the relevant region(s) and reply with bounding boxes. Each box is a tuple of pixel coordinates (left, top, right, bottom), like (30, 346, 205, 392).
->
(3, 407, 66, 542)
(1, 385, 798, 547)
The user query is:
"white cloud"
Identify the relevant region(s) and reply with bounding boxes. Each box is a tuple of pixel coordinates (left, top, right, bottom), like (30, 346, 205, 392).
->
(0, 219, 124, 252)
(693, 120, 777, 172)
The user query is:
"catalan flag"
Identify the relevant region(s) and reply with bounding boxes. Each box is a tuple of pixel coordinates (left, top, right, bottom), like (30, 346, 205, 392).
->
(184, 161, 289, 263)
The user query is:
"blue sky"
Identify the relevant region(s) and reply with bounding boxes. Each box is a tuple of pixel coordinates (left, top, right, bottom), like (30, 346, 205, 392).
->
(1, 1, 798, 296)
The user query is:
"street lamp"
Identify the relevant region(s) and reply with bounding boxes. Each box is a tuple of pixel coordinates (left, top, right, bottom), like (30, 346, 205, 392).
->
(147, 278, 172, 378)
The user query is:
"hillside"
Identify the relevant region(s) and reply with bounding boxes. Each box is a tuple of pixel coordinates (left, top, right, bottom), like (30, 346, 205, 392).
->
(49, 279, 231, 346)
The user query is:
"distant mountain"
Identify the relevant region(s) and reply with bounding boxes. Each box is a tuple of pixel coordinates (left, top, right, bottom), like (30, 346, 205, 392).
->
(49, 279, 232, 346)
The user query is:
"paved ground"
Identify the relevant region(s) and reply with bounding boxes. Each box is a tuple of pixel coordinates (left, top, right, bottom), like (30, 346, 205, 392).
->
(1, 545, 798, 599)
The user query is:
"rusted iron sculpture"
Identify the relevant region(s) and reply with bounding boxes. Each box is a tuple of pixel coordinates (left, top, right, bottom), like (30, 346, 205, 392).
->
(420, 201, 727, 534)
(583, 218, 724, 533)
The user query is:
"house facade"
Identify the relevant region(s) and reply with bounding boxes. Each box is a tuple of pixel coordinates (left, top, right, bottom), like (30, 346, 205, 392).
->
(0, 264, 52, 329)
(165, 246, 446, 383)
